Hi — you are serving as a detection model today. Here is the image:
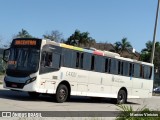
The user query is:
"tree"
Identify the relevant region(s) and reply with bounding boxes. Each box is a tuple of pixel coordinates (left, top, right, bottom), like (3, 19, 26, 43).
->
(120, 38, 132, 51)
(140, 41, 160, 64)
(114, 41, 121, 53)
(140, 41, 152, 62)
(66, 29, 96, 47)
(15, 29, 33, 38)
(65, 30, 81, 46)
(114, 38, 132, 54)
(43, 30, 63, 42)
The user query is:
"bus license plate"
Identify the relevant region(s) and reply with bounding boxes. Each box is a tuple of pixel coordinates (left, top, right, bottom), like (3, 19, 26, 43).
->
(11, 84, 17, 87)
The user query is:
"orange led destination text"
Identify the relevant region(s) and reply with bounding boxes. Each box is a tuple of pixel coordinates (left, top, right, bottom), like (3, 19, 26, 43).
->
(15, 40, 36, 45)
(8, 61, 17, 65)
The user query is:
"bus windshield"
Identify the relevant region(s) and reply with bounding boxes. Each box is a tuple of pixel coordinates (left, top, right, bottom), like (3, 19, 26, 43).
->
(7, 48, 40, 72)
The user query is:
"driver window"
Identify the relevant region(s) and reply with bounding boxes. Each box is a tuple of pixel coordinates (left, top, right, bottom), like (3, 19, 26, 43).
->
(40, 51, 61, 74)
(40, 52, 52, 67)
(45, 53, 52, 67)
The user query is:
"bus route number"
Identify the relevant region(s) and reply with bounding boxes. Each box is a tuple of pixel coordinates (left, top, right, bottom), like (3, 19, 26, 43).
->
(66, 71, 77, 77)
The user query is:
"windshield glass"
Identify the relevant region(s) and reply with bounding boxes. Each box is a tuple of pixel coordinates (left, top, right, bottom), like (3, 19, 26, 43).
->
(7, 48, 40, 72)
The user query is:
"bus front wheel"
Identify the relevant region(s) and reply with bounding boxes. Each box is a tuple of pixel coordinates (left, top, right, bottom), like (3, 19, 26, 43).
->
(117, 89, 127, 104)
(56, 84, 68, 103)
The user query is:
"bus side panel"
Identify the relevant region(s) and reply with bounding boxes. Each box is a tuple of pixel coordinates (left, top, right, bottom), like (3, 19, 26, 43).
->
(60, 67, 89, 96)
(132, 78, 152, 98)
(111, 75, 132, 98)
(87, 72, 112, 97)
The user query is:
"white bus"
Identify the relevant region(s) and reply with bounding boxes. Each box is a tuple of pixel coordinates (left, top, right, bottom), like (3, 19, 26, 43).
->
(3, 38, 154, 104)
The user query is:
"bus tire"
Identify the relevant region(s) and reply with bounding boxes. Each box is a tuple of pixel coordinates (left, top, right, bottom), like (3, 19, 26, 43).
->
(117, 89, 127, 104)
(28, 92, 40, 98)
(56, 84, 68, 103)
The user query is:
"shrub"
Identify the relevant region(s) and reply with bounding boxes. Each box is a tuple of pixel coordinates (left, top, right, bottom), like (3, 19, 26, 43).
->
(116, 104, 160, 120)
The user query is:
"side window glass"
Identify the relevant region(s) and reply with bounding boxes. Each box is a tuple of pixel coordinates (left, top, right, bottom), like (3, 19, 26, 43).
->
(83, 53, 91, 70)
(46, 53, 52, 67)
(110, 59, 117, 74)
(144, 65, 152, 79)
(63, 49, 72, 67)
(41, 52, 52, 67)
(140, 64, 144, 78)
(123, 62, 129, 76)
(134, 63, 140, 78)
(52, 53, 61, 69)
(40, 52, 46, 66)
(95, 55, 103, 72)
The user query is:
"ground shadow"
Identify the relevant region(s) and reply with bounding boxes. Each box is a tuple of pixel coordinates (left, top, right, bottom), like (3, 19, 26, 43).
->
(0, 89, 140, 105)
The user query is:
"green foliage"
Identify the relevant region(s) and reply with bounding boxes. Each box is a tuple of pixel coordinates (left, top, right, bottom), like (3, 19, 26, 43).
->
(0, 72, 4, 75)
(43, 30, 63, 42)
(140, 41, 160, 64)
(140, 52, 151, 63)
(0, 56, 6, 73)
(15, 29, 33, 38)
(116, 104, 160, 120)
(114, 38, 132, 54)
(66, 29, 96, 47)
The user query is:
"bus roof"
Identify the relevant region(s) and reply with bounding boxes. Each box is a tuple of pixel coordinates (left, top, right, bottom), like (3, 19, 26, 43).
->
(44, 39, 153, 66)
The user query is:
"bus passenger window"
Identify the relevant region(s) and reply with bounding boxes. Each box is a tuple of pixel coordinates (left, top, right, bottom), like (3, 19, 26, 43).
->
(52, 53, 61, 69)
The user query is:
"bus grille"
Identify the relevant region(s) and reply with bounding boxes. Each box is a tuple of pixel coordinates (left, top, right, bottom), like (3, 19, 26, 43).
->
(5, 81, 25, 89)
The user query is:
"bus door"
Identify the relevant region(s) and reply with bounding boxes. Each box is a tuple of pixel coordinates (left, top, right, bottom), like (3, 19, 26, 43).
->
(39, 50, 61, 93)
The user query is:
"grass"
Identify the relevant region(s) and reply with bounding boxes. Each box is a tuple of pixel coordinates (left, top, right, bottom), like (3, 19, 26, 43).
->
(116, 104, 160, 120)
(0, 71, 4, 75)
(152, 93, 160, 96)
(0, 71, 4, 84)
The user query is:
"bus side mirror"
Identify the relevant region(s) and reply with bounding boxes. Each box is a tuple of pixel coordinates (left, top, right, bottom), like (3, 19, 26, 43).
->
(3, 49, 10, 62)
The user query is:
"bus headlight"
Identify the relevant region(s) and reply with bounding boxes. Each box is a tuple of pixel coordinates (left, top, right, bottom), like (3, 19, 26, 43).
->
(25, 77, 37, 85)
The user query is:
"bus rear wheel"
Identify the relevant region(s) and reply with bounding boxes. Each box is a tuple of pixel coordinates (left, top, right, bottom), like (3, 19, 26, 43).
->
(117, 89, 127, 104)
(56, 84, 68, 103)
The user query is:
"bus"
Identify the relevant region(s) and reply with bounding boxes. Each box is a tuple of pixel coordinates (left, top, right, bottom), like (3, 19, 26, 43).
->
(2, 38, 154, 104)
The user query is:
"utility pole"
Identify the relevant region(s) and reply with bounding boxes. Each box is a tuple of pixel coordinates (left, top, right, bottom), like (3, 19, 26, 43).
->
(150, 0, 160, 64)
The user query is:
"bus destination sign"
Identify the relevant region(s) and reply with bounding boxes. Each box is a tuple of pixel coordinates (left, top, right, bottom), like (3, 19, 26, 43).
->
(14, 40, 37, 46)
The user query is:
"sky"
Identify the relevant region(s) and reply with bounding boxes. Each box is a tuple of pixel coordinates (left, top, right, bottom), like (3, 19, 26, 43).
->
(0, 0, 159, 52)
